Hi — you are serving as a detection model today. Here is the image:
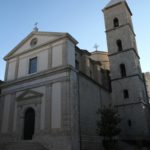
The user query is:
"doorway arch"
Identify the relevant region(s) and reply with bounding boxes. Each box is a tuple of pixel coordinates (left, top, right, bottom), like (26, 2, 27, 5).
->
(23, 107, 35, 140)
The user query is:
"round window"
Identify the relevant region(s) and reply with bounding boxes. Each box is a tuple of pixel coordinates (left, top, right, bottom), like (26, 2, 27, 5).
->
(30, 38, 38, 47)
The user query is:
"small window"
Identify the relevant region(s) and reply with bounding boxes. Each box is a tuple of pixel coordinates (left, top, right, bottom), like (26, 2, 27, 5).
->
(128, 119, 132, 127)
(90, 70, 92, 77)
(75, 60, 79, 70)
(116, 40, 123, 51)
(120, 64, 126, 77)
(123, 89, 129, 99)
(29, 57, 37, 74)
(114, 18, 119, 27)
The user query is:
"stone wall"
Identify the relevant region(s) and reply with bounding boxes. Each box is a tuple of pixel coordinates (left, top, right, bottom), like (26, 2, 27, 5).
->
(78, 73, 110, 150)
(75, 49, 111, 90)
(144, 72, 150, 103)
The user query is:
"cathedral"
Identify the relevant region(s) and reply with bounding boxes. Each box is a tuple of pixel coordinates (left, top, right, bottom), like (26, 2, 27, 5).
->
(0, 0, 150, 150)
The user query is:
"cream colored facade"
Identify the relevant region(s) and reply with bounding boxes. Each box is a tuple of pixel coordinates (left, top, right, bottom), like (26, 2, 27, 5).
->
(0, 0, 150, 150)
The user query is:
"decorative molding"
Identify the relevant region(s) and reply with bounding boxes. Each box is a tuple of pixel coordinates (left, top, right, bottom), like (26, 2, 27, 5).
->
(2, 76, 69, 96)
(8, 93, 16, 133)
(106, 23, 135, 36)
(4, 33, 66, 60)
(16, 100, 41, 139)
(108, 48, 140, 59)
(111, 74, 144, 82)
(5, 32, 78, 61)
(115, 101, 143, 107)
(4, 62, 9, 81)
(48, 47, 52, 69)
(2, 65, 72, 89)
(45, 84, 52, 132)
(16, 90, 43, 101)
(62, 41, 67, 65)
(15, 57, 19, 79)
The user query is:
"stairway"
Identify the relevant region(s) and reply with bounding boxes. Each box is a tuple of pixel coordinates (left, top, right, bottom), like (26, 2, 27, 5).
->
(80, 135, 101, 150)
(0, 141, 48, 150)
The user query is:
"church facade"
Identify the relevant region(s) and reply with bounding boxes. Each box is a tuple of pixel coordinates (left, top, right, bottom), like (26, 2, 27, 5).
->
(0, 0, 150, 150)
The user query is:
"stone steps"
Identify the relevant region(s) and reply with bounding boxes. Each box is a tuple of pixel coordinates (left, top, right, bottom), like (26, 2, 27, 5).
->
(0, 141, 48, 150)
(80, 135, 101, 150)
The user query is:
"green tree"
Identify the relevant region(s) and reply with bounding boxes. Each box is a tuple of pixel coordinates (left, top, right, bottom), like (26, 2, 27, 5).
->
(97, 106, 121, 150)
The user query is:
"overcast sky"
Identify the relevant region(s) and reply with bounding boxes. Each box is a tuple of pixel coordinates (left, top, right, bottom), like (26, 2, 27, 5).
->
(0, 0, 150, 80)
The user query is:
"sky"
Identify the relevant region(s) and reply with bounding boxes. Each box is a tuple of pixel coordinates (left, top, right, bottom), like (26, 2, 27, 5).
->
(0, 0, 150, 80)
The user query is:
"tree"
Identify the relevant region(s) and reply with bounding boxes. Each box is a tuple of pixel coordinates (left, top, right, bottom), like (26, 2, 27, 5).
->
(97, 105, 121, 149)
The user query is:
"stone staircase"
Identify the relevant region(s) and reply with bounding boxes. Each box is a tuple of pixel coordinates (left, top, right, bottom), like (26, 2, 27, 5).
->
(0, 141, 48, 150)
(80, 135, 101, 150)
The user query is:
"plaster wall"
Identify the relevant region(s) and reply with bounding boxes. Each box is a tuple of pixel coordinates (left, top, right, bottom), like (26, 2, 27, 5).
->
(52, 45, 63, 68)
(51, 82, 62, 129)
(66, 40, 75, 67)
(1, 94, 11, 133)
(7, 59, 17, 81)
(6, 38, 73, 81)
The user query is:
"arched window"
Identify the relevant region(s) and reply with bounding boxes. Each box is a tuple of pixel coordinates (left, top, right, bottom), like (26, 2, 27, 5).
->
(116, 40, 123, 51)
(113, 18, 119, 27)
(120, 64, 126, 77)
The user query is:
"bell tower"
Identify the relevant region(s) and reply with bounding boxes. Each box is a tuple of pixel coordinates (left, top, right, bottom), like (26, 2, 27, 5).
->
(103, 0, 150, 140)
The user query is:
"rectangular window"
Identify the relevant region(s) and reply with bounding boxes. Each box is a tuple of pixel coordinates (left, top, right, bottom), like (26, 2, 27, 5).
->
(29, 57, 37, 74)
(75, 60, 79, 70)
(123, 89, 129, 99)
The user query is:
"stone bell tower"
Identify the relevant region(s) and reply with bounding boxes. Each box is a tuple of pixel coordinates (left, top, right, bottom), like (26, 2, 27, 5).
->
(103, 0, 150, 140)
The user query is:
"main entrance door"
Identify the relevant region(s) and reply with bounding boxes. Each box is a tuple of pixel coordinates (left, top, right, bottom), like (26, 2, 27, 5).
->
(23, 108, 35, 140)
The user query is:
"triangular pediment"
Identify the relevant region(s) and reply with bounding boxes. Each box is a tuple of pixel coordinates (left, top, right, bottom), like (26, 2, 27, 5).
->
(4, 31, 69, 60)
(17, 90, 43, 101)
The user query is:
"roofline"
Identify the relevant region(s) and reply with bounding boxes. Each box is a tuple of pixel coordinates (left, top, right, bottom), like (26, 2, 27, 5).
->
(91, 51, 108, 54)
(102, 1, 132, 16)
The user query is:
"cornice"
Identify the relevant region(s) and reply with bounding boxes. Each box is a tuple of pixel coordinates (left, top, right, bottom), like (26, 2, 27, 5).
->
(106, 23, 136, 37)
(108, 48, 140, 59)
(111, 74, 144, 82)
(114, 101, 144, 108)
(1, 65, 74, 89)
(16, 89, 43, 101)
(103, 1, 132, 16)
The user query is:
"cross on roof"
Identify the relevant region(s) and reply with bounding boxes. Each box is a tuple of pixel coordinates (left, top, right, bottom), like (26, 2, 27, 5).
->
(33, 22, 39, 32)
(94, 43, 99, 51)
